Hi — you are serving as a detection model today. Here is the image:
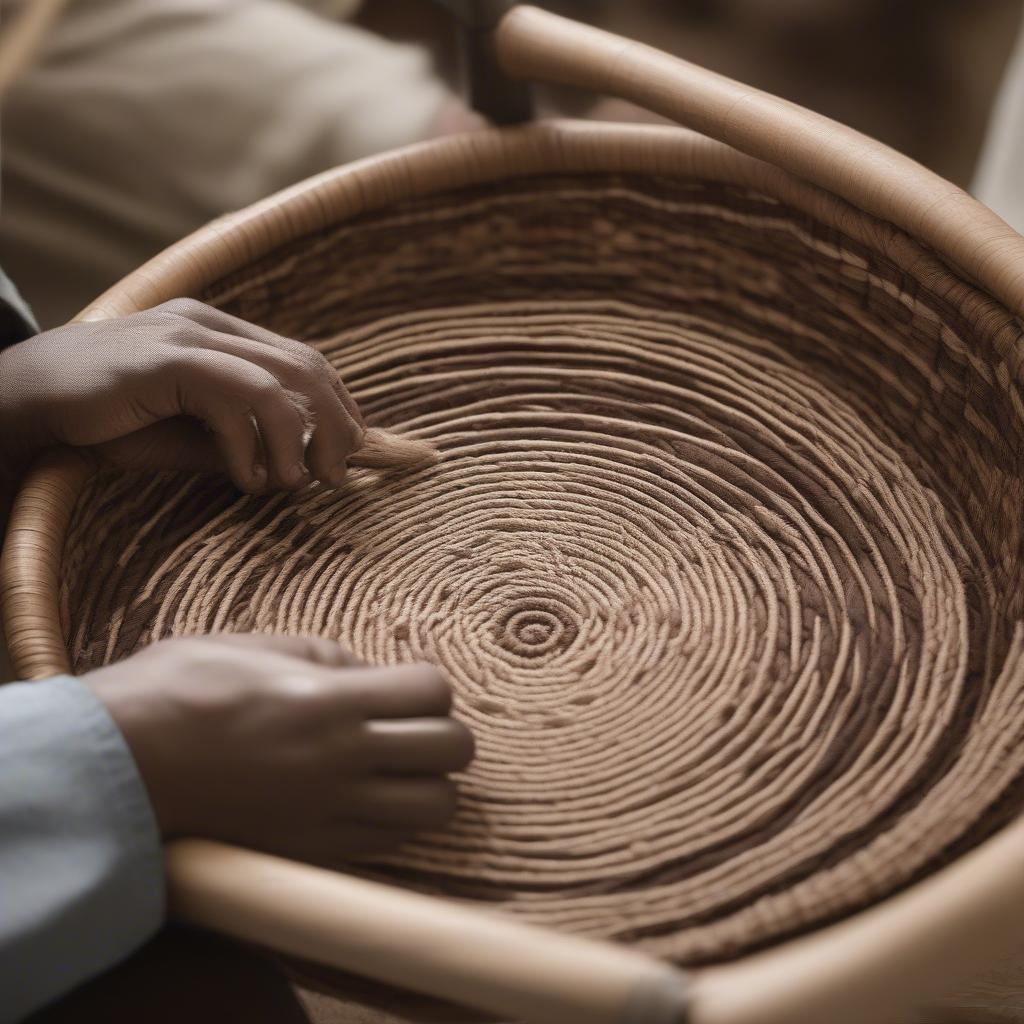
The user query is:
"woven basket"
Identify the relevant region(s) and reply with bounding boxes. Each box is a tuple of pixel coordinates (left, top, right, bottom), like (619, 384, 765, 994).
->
(5, 8, 1024, 1024)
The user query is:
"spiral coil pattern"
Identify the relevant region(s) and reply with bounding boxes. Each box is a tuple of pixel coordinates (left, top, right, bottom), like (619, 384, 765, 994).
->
(61, 175, 1024, 962)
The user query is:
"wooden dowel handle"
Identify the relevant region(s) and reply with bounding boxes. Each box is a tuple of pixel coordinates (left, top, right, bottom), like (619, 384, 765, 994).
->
(493, 5, 1024, 320)
(167, 839, 690, 1024)
(688, 814, 1024, 1024)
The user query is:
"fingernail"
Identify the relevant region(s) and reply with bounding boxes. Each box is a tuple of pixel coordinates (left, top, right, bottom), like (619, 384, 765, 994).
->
(328, 464, 348, 488)
(285, 461, 309, 488)
(251, 464, 267, 490)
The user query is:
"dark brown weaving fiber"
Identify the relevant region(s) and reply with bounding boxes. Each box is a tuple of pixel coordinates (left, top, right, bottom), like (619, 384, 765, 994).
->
(60, 174, 1024, 965)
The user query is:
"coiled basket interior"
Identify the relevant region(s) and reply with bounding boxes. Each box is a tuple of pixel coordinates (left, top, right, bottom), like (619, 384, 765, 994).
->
(59, 164, 1024, 967)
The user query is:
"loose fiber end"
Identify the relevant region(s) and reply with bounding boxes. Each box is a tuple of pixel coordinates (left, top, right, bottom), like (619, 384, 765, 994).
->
(349, 428, 441, 472)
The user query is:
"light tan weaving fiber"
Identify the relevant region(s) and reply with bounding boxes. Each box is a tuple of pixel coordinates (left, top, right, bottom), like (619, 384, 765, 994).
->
(59, 173, 1024, 966)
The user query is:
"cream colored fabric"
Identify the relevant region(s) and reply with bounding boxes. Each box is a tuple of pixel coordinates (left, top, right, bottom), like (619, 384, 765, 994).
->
(0, 0, 449, 328)
(295, 0, 364, 19)
(974, 11, 1024, 234)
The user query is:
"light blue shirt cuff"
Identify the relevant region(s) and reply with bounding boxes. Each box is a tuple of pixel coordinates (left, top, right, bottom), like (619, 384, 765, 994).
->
(0, 676, 164, 1022)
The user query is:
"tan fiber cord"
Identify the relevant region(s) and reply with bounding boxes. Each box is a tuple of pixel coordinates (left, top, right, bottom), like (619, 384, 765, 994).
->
(58, 174, 1024, 966)
(350, 428, 439, 472)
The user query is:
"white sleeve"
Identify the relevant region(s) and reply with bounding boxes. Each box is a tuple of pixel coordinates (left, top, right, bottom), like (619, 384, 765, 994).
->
(0, 0, 451, 328)
(0, 676, 164, 1022)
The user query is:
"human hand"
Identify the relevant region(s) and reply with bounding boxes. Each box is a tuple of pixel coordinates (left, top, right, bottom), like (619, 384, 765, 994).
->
(0, 299, 363, 493)
(85, 633, 474, 863)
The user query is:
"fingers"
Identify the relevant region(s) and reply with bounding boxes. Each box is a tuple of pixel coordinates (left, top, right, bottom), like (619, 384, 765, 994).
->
(329, 663, 454, 719)
(346, 777, 459, 830)
(170, 348, 310, 491)
(164, 634, 461, 733)
(201, 632, 365, 668)
(156, 299, 363, 489)
(171, 637, 469, 761)
(194, 304, 364, 434)
(180, 302, 365, 431)
(362, 718, 475, 775)
(183, 326, 362, 487)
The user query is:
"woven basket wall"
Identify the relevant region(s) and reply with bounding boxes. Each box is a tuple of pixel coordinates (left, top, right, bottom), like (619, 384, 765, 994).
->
(60, 172, 1024, 966)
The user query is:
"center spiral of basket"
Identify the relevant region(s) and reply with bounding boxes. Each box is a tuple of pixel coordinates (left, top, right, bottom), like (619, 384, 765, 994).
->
(62, 175, 1024, 964)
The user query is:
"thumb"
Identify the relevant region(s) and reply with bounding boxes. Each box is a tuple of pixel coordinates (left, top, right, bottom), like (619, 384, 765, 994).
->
(204, 632, 367, 668)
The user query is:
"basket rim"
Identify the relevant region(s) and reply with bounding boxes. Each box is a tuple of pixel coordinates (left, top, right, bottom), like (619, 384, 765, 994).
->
(5, 121, 1024, 1023)
(76, 120, 1024, 326)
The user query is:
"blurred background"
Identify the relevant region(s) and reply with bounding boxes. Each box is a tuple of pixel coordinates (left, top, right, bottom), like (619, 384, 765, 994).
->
(358, 0, 1022, 186)
(2, 0, 1023, 328)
